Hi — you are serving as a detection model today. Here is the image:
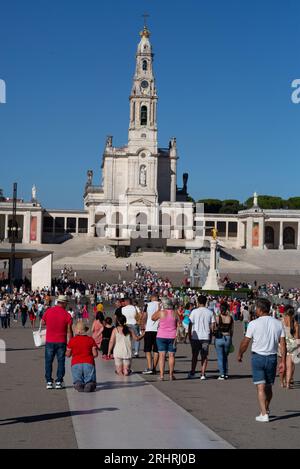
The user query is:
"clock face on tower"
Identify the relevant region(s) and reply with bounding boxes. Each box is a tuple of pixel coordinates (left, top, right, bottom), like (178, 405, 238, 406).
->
(141, 80, 149, 89)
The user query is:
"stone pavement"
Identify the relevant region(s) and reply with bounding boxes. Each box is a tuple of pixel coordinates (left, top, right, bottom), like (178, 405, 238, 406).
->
(0, 320, 299, 449)
(0, 325, 77, 448)
(65, 359, 232, 449)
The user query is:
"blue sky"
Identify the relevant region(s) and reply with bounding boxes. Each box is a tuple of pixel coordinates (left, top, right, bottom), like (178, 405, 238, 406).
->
(0, 0, 299, 208)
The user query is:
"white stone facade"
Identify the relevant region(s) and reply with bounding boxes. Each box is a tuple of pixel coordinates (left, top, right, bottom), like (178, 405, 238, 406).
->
(83, 25, 193, 250)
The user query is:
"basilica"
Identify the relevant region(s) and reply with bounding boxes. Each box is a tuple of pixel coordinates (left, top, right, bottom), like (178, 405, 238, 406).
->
(1, 26, 300, 253)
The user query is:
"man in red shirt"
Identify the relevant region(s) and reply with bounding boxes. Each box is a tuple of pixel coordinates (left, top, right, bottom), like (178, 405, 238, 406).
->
(42, 295, 73, 389)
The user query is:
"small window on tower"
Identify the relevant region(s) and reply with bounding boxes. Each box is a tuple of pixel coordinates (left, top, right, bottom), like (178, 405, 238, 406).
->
(141, 106, 147, 126)
(142, 60, 147, 71)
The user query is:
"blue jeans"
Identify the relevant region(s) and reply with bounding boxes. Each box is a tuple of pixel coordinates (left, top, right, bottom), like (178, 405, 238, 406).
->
(215, 336, 231, 376)
(129, 325, 140, 355)
(45, 343, 66, 383)
(251, 353, 277, 385)
(156, 337, 177, 353)
(71, 363, 96, 384)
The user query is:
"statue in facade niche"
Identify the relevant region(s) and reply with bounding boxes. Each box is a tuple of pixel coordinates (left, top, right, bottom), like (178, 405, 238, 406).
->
(139, 165, 147, 187)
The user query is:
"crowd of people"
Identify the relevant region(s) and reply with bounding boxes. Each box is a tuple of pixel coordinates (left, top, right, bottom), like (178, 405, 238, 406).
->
(38, 291, 299, 423)
(1, 263, 300, 423)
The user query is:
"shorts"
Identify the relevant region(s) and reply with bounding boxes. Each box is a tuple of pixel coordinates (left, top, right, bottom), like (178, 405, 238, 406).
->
(156, 337, 177, 353)
(251, 353, 277, 385)
(182, 323, 189, 332)
(144, 331, 158, 353)
(191, 340, 209, 360)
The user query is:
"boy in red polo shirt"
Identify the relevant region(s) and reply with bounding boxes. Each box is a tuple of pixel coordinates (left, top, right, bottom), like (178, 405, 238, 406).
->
(67, 322, 98, 392)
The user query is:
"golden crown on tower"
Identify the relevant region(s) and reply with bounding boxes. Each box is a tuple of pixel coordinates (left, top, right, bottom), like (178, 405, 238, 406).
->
(139, 26, 150, 38)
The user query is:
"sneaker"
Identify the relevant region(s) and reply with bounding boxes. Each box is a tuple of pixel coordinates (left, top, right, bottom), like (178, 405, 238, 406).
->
(142, 368, 153, 375)
(152, 369, 157, 375)
(200, 375, 207, 380)
(255, 414, 269, 423)
(187, 372, 197, 379)
(225, 375, 229, 380)
(218, 376, 225, 380)
(46, 382, 53, 390)
(55, 382, 63, 390)
(134, 353, 139, 358)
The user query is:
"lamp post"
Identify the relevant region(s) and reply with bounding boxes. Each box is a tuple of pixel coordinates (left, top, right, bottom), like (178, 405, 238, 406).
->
(8, 183, 17, 293)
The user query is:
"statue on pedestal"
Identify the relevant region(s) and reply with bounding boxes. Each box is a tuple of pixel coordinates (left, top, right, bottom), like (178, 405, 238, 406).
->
(211, 227, 218, 240)
(85, 170, 93, 193)
(31, 184, 37, 202)
(182, 173, 188, 195)
(106, 136, 113, 148)
(253, 192, 258, 207)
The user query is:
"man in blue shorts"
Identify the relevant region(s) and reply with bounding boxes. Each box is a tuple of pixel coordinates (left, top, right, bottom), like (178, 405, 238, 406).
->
(238, 298, 286, 423)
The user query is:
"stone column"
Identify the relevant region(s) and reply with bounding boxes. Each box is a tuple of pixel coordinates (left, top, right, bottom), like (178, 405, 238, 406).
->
(202, 239, 220, 291)
(237, 221, 243, 248)
(259, 218, 265, 250)
(36, 211, 42, 244)
(279, 221, 284, 250)
(246, 218, 253, 249)
(297, 222, 300, 249)
(23, 212, 30, 244)
(170, 159, 177, 202)
(225, 221, 229, 240)
(4, 214, 8, 241)
(88, 207, 95, 237)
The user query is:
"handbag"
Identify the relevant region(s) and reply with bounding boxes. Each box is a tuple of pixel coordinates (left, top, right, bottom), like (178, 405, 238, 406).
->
(229, 343, 235, 354)
(33, 325, 46, 347)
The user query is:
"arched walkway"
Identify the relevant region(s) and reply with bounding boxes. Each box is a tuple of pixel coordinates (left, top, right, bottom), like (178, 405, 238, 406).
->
(265, 226, 274, 248)
(283, 226, 296, 248)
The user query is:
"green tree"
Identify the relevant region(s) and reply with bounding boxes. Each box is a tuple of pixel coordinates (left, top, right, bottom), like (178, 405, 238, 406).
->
(219, 199, 246, 214)
(245, 195, 284, 209)
(197, 199, 223, 213)
(286, 197, 300, 209)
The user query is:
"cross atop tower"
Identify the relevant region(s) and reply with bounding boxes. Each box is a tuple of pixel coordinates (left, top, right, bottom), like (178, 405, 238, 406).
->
(142, 13, 150, 28)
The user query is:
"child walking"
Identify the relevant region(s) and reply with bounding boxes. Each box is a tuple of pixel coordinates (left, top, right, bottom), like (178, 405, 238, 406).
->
(67, 321, 98, 392)
(108, 315, 144, 376)
(101, 317, 114, 359)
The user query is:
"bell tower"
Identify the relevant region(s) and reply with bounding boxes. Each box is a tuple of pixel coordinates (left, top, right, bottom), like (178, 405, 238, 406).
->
(128, 25, 158, 154)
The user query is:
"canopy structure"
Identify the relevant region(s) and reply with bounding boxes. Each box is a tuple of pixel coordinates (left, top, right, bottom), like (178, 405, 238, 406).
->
(0, 247, 53, 290)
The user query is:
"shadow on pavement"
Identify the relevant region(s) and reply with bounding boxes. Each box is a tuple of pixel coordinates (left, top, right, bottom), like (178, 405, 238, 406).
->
(0, 407, 119, 426)
(270, 411, 300, 422)
(7, 348, 38, 352)
(65, 380, 148, 392)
